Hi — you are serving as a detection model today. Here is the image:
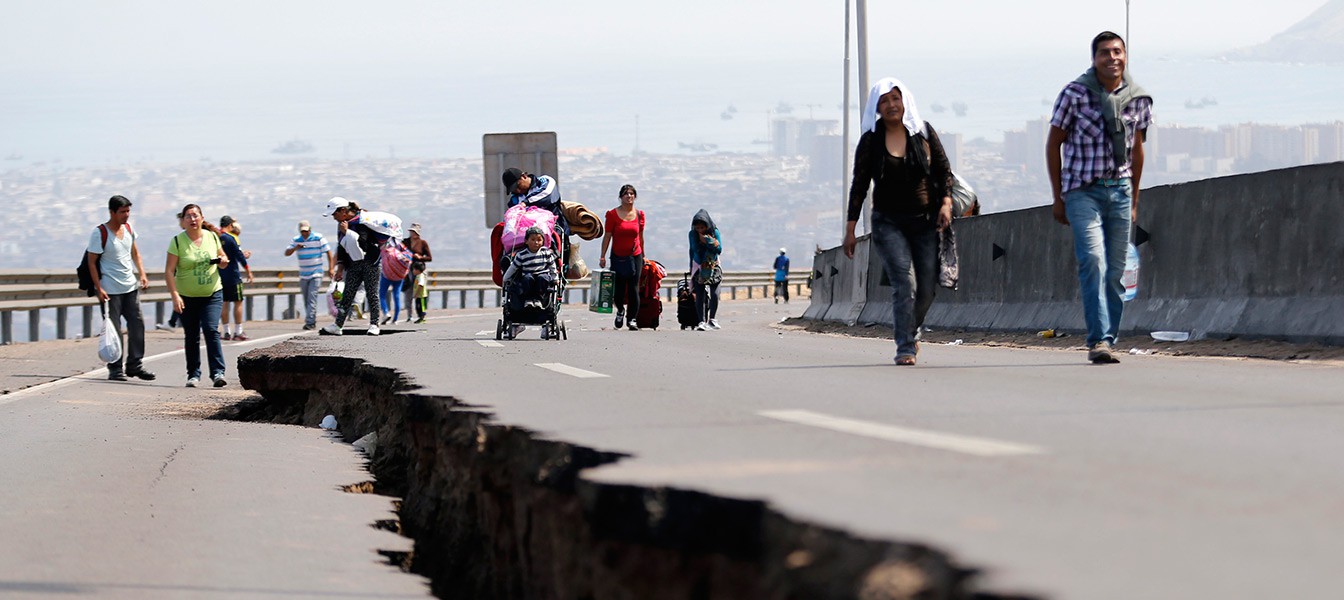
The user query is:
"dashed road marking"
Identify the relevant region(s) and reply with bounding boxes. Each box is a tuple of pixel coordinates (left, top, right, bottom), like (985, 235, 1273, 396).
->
(534, 363, 610, 379)
(476, 340, 504, 348)
(757, 409, 1046, 457)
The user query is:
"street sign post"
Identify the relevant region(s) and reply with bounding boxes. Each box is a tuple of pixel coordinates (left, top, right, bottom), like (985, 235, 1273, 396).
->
(482, 132, 558, 228)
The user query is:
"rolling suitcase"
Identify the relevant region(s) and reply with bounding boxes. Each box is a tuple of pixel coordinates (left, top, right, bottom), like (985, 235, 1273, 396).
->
(635, 259, 665, 329)
(676, 273, 699, 330)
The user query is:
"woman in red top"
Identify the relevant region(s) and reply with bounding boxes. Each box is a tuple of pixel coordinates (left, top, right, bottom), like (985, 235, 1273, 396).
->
(599, 184, 645, 331)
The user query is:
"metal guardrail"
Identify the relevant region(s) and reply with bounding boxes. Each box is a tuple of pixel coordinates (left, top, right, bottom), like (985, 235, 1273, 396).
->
(0, 268, 809, 344)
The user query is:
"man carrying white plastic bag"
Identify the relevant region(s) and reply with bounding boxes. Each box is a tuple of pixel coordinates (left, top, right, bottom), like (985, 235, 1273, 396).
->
(98, 302, 123, 365)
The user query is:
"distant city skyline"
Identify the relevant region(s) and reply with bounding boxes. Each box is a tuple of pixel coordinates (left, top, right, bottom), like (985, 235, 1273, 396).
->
(2, 1, 1338, 168)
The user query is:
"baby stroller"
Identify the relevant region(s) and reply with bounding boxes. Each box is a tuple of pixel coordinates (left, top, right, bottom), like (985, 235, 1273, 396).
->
(491, 206, 569, 341)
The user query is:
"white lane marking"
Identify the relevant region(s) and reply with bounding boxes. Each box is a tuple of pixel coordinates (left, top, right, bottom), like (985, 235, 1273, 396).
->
(534, 363, 610, 379)
(475, 330, 494, 336)
(477, 340, 504, 348)
(758, 409, 1046, 457)
(1, 332, 301, 406)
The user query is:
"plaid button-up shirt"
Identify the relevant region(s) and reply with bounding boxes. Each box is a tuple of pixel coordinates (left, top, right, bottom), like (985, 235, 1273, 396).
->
(1050, 81, 1153, 193)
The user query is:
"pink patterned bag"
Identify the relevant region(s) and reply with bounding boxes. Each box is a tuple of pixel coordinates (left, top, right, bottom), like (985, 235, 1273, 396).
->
(501, 204, 559, 250)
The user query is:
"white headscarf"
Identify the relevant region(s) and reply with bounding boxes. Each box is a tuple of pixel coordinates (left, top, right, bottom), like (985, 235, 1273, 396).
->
(861, 77, 926, 137)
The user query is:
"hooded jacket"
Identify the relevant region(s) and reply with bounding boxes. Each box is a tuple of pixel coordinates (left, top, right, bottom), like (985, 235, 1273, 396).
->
(688, 209, 722, 269)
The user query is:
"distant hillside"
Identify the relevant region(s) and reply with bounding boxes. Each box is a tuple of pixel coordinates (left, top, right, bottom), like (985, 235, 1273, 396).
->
(1225, 0, 1344, 63)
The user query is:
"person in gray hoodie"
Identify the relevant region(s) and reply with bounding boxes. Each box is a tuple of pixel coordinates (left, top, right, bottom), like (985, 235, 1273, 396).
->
(688, 209, 723, 331)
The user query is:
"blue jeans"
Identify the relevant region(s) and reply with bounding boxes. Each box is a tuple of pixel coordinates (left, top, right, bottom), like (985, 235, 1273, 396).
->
(1064, 180, 1133, 347)
(379, 275, 404, 321)
(181, 291, 225, 379)
(870, 211, 939, 358)
(300, 277, 321, 327)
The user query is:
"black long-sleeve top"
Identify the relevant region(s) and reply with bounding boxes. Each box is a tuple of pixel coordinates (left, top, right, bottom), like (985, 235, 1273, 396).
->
(847, 120, 954, 222)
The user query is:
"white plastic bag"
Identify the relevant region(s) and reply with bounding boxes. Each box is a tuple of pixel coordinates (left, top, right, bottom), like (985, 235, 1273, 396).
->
(97, 307, 122, 364)
(327, 281, 343, 317)
(1122, 242, 1139, 302)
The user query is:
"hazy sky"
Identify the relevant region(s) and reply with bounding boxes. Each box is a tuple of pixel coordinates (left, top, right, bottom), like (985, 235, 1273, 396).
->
(1, 1, 1334, 165)
(2, 0, 1329, 76)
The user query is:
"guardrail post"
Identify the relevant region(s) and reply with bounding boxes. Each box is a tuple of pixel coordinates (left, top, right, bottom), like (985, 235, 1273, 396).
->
(82, 306, 93, 338)
(57, 307, 68, 339)
(29, 309, 40, 342)
(2, 311, 11, 344)
(582, 288, 589, 304)
(494, 289, 502, 307)
(155, 302, 165, 326)
(459, 290, 467, 309)
(245, 297, 254, 321)
(441, 290, 448, 310)
(286, 294, 296, 319)
(266, 296, 275, 321)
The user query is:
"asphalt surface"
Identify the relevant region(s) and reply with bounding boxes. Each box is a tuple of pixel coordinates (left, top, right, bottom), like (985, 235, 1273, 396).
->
(3, 302, 1342, 599)
(0, 321, 431, 599)
(293, 300, 1344, 599)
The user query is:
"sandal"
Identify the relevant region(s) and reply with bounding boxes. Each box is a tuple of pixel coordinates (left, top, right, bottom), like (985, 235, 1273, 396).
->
(895, 355, 917, 366)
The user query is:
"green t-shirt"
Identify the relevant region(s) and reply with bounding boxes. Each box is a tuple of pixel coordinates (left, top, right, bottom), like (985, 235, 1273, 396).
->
(168, 231, 224, 297)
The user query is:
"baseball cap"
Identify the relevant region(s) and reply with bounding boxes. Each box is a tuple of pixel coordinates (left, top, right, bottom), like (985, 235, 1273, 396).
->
(220, 215, 236, 228)
(501, 168, 524, 192)
(323, 196, 350, 217)
(780, 247, 787, 254)
(298, 220, 311, 232)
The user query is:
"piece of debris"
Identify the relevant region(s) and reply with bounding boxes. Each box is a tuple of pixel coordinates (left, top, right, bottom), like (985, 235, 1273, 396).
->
(320, 415, 338, 430)
(1151, 331, 1191, 342)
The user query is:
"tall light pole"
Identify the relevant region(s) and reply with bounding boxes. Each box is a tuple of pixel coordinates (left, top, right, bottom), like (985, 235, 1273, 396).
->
(841, 0, 852, 240)
(1125, 0, 1131, 49)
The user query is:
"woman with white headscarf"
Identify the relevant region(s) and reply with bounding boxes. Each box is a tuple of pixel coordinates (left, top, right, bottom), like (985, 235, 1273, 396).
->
(844, 78, 955, 366)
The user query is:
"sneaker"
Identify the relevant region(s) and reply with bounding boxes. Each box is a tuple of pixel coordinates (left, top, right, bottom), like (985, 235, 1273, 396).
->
(212, 375, 228, 388)
(512, 324, 526, 338)
(708, 319, 721, 330)
(185, 377, 199, 388)
(695, 322, 707, 331)
(320, 323, 343, 336)
(222, 331, 233, 341)
(775, 297, 779, 304)
(302, 323, 316, 331)
(108, 371, 127, 382)
(126, 369, 157, 381)
(232, 333, 249, 342)
(414, 317, 426, 324)
(895, 355, 917, 366)
(540, 324, 550, 339)
(154, 322, 174, 331)
(614, 310, 625, 329)
(628, 323, 640, 331)
(367, 324, 381, 336)
(381, 316, 392, 325)
(1088, 341, 1121, 364)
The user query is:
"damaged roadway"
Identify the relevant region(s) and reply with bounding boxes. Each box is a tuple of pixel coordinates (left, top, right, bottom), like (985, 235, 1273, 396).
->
(236, 299, 1344, 599)
(0, 322, 432, 599)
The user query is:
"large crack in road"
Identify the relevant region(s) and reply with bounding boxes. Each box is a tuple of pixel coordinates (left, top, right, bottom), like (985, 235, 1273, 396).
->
(225, 341, 1037, 600)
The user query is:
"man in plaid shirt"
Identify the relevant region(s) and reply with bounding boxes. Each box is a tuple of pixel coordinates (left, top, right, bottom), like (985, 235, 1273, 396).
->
(1047, 31, 1153, 365)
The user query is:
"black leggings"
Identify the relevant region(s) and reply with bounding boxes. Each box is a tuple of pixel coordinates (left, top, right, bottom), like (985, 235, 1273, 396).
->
(611, 255, 643, 316)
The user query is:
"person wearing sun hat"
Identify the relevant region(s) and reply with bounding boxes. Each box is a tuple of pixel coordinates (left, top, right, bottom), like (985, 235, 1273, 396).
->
(285, 218, 334, 330)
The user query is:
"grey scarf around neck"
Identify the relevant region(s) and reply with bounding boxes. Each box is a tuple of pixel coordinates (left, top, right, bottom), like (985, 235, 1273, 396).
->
(1074, 67, 1151, 170)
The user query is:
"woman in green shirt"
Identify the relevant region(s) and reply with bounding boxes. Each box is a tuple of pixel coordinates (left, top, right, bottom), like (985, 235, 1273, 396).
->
(165, 204, 230, 388)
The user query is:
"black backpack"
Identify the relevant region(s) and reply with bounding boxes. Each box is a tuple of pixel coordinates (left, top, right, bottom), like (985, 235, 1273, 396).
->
(77, 224, 133, 296)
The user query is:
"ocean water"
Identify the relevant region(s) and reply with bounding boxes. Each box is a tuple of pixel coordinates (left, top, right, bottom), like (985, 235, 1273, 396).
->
(2, 54, 1342, 168)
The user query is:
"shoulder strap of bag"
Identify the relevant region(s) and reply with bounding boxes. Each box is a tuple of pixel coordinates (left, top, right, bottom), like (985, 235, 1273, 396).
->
(638, 210, 646, 256)
(98, 224, 109, 249)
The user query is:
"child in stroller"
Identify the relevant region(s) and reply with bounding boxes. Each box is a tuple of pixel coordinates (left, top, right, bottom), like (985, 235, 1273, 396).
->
(497, 226, 568, 340)
(503, 227, 558, 310)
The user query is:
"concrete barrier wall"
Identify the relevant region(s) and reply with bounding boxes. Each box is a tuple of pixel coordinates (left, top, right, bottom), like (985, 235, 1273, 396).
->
(817, 162, 1344, 343)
